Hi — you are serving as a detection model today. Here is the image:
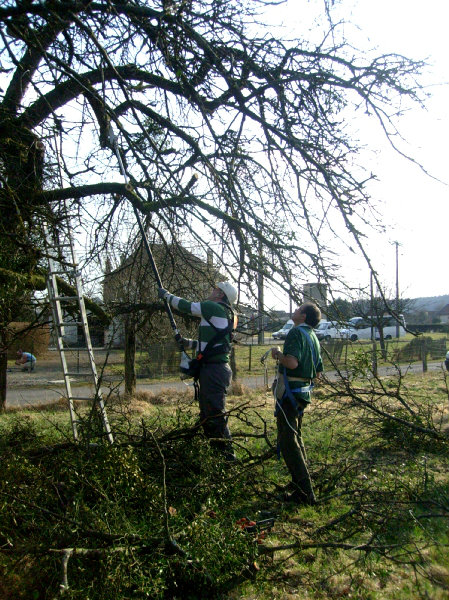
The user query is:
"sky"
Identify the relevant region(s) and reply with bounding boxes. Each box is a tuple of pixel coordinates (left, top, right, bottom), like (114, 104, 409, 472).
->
(265, 0, 449, 306)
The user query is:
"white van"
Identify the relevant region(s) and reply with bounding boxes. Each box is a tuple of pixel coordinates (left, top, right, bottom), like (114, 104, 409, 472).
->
(343, 315, 406, 341)
(315, 320, 346, 341)
(272, 319, 294, 339)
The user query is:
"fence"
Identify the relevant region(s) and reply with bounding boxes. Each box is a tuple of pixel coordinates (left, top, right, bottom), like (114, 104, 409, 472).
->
(386, 337, 447, 362)
(137, 342, 181, 378)
(133, 337, 448, 379)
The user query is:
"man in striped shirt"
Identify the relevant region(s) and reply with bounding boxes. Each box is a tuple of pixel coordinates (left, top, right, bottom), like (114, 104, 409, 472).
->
(158, 282, 237, 461)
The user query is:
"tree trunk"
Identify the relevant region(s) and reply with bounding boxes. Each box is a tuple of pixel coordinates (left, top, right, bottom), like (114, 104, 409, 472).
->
(421, 338, 428, 373)
(0, 350, 7, 411)
(375, 315, 387, 361)
(0, 328, 7, 410)
(124, 317, 136, 396)
(378, 328, 387, 360)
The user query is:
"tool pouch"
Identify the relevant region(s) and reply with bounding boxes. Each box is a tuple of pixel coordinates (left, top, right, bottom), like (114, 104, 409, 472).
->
(180, 352, 202, 381)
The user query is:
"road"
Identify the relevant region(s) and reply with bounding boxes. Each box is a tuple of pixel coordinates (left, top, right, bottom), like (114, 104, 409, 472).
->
(5, 360, 446, 408)
(5, 374, 267, 407)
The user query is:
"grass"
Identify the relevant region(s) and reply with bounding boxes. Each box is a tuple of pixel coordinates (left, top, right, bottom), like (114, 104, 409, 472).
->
(1, 370, 448, 599)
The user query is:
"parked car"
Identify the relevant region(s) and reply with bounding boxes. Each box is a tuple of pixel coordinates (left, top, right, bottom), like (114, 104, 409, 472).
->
(272, 319, 294, 339)
(341, 315, 406, 342)
(315, 320, 347, 341)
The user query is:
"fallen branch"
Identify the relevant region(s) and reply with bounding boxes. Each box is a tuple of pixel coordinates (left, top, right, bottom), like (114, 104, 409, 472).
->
(259, 540, 410, 555)
(333, 386, 447, 441)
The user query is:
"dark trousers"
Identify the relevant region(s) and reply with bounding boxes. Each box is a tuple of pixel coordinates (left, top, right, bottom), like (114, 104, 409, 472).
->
(276, 402, 316, 503)
(198, 362, 234, 456)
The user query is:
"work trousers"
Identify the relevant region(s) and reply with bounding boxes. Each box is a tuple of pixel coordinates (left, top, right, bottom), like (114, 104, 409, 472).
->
(276, 401, 316, 504)
(198, 362, 234, 458)
(23, 358, 36, 372)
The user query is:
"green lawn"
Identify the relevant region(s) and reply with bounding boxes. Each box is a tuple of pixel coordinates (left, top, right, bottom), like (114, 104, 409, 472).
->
(1, 367, 448, 599)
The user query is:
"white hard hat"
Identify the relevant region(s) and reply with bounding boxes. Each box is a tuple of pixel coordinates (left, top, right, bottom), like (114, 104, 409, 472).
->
(217, 281, 237, 305)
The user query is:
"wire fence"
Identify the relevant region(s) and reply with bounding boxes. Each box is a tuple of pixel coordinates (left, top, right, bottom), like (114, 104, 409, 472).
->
(134, 337, 448, 379)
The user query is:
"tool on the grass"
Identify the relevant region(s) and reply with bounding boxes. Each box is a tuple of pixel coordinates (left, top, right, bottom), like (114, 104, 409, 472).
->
(235, 516, 276, 544)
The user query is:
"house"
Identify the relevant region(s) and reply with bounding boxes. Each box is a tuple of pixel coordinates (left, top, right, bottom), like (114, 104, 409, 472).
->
(103, 244, 223, 348)
(437, 304, 449, 324)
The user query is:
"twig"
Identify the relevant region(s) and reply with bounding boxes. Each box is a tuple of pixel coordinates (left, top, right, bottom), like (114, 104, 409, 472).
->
(59, 548, 72, 596)
(312, 506, 360, 535)
(259, 540, 407, 555)
(333, 386, 446, 440)
(148, 428, 171, 545)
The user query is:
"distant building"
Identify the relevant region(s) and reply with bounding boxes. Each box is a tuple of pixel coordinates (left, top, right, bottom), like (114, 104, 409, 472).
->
(302, 282, 328, 317)
(437, 304, 449, 324)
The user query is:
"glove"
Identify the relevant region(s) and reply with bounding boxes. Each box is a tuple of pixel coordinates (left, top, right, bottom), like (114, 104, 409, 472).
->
(177, 337, 194, 350)
(158, 287, 169, 300)
(176, 337, 186, 351)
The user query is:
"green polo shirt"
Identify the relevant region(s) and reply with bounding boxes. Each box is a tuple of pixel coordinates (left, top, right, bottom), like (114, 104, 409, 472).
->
(280, 324, 323, 379)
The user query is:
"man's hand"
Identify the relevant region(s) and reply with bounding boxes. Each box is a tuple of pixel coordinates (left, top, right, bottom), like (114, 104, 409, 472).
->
(271, 347, 299, 369)
(271, 346, 281, 360)
(158, 287, 169, 300)
(177, 337, 193, 351)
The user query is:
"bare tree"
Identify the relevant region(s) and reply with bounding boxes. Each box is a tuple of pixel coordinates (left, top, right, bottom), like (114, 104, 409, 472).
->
(0, 0, 426, 404)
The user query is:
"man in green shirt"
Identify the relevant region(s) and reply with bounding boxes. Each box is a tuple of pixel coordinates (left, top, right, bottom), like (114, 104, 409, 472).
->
(158, 282, 237, 460)
(271, 302, 323, 504)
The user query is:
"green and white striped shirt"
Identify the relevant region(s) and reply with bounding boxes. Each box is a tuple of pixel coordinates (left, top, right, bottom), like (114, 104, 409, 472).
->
(165, 294, 233, 363)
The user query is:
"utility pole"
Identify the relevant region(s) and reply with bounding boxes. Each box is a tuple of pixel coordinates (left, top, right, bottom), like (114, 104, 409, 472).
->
(370, 271, 378, 376)
(258, 241, 264, 345)
(395, 241, 400, 338)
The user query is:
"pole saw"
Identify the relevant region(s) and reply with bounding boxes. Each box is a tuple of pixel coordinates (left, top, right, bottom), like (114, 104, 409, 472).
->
(107, 125, 194, 378)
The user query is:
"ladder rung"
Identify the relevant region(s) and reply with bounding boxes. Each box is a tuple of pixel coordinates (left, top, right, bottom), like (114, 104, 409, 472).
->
(47, 242, 72, 248)
(47, 255, 72, 261)
(69, 396, 102, 401)
(49, 269, 79, 275)
(54, 296, 79, 301)
(65, 372, 93, 377)
(59, 347, 92, 352)
(57, 321, 84, 326)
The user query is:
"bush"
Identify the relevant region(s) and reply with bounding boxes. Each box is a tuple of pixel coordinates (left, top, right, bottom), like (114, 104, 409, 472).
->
(0, 415, 258, 599)
(392, 336, 433, 362)
(6, 322, 50, 358)
(407, 323, 449, 334)
(392, 336, 447, 362)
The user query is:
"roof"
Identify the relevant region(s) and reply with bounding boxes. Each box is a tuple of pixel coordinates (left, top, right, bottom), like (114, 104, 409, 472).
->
(437, 304, 449, 315)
